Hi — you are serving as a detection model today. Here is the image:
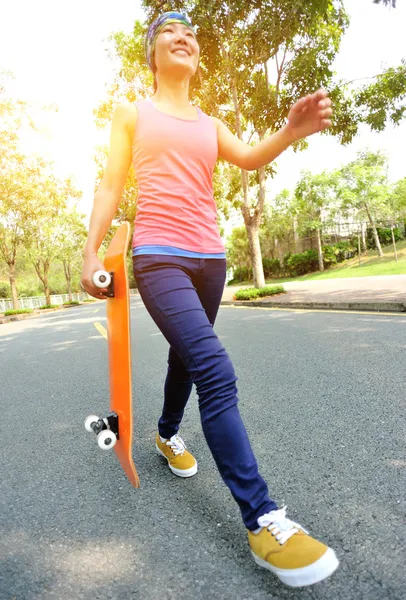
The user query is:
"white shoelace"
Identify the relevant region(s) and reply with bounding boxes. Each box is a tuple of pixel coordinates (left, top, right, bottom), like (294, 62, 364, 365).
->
(166, 434, 186, 456)
(257, 506, 308, 545)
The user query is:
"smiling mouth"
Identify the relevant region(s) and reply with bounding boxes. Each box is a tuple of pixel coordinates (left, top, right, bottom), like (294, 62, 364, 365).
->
(172, 49, 190, 56)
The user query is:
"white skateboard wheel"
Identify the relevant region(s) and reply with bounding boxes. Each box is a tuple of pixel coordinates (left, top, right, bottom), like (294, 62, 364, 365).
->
(97, 429, 117, 450)
(92, 270, 111, 288)
(84, 415, 100, 433)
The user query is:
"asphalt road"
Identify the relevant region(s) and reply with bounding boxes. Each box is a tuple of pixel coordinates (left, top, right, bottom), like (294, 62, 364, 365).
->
(1, 301, 405, 600)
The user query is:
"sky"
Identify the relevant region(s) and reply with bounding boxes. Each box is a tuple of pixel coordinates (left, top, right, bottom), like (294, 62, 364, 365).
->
(0, 0, 405, 220)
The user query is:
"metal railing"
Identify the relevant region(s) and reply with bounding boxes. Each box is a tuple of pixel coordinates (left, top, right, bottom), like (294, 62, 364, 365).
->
(0, 289, 140, 313)
(0, 292, 89, 313)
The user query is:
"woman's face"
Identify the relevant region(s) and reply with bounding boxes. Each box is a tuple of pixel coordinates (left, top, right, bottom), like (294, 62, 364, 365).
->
(153, 22, 200, 80)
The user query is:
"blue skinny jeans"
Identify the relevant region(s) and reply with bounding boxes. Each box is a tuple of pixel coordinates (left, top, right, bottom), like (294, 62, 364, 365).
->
(133, 254, 277, 530)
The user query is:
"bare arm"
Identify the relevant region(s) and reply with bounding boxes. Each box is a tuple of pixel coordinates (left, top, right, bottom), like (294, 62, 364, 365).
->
(83, 103, 137, 256)
(213, 89, 333, 172)
(81, 103, 137, 297)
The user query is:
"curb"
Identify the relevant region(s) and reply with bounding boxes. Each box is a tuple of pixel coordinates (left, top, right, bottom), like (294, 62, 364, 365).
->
(221, 300, 406, 313)
(0, 302, 98, 325)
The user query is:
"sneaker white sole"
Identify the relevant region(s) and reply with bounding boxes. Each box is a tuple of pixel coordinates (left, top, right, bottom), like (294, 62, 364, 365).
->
(251, 546, 339, 587)
(156, 444, 198, 478)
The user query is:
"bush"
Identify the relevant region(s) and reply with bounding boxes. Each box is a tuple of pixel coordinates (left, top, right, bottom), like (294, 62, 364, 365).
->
(0, 282, 11, 299)
(18, 284, 42, 298)
(39, 304, 59, 310)
(63, 301, 80, 306)
(4, 308, 33, 316)
(235, 288, 260, 300)
(321, 245, 338, 268)
(232, 266, 253, 283)
(262, 257, 281, 278)
(286, 250, 319, 277)
(235, 285, 284, 301)
(367, 226, 404, 249)
(49, 284, 68, 295)
(331, 241, 357, 262)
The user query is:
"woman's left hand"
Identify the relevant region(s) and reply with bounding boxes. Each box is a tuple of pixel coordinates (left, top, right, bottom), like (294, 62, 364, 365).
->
(286, 89, 333, 142)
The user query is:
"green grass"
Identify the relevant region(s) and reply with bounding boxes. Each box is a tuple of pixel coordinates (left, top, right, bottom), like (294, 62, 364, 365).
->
(229, 240, 406, 287)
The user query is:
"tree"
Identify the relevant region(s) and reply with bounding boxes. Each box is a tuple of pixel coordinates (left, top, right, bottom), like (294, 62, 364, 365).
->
(294, 171, 336, 271)
(141, 0, 350, 288)
(260, 190, 297, 261)
(57, 209, 88, 301)
(373, 0, 396, 7)
(336, 150, 390, 257)
(0, 157, 45, 308)
(226, 226, 250, 276)
(97, 1, 406, 287)
(0, 74, 63, 308)
(27, 176, 81, 306)
(355, 61, 406, 132)
(390, 178, 406, 221)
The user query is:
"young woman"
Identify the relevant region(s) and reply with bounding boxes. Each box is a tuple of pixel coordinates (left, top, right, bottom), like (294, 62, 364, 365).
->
(81, 11, 338, 587)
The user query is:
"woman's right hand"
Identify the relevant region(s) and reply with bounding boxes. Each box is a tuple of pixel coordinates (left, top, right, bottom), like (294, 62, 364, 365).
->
(80, 254, 109, 299)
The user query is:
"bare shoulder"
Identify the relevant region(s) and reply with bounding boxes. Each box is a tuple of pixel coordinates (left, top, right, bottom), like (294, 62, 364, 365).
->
(112, 102, 138, 133)
(210, 115, 220, 130)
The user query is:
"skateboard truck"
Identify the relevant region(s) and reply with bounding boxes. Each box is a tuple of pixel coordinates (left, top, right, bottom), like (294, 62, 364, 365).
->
(92, 270, 115, 297)
(84, 412, 119, 449)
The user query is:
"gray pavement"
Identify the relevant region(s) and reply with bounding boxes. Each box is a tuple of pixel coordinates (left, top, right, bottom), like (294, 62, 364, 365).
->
(1, 299, 406, 599)
(223, 274, 406, 312)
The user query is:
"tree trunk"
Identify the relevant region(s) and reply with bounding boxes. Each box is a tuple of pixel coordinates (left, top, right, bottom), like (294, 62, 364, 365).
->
(364, 202, 384, 257)
(43, 272, 51, 306)
(316, 228, 324, 271)
(63, 260, 72, 301)
(8, 263, 19, 310)
(361, 221, 367, 253)
(391, 226, 398, 262)
(293, 216, 300, 252)
(34, 260, 51, 306)
(231, 79, 266, 289)
(246, 222, 265, 288)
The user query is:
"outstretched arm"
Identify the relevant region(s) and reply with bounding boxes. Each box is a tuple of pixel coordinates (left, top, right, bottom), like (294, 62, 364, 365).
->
(213, 89, 333, 172)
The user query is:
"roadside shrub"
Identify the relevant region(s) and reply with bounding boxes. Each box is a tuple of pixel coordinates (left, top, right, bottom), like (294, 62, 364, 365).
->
(235, 288, 260, 300)
(4, 308, 33, 316)
(39, 304, 59, 310)
(235, 285, 284, 301)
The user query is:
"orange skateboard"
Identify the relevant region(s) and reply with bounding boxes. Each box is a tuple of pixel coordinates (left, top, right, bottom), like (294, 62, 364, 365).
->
(84, 222, 140, 488)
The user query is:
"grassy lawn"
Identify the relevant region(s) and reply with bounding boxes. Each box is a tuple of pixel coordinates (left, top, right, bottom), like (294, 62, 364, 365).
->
(229, 240, 406, 287)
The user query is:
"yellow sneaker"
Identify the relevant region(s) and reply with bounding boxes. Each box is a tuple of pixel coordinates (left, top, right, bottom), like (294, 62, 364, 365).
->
(155, 433, 197, 478)
(248, 506, 339, 587)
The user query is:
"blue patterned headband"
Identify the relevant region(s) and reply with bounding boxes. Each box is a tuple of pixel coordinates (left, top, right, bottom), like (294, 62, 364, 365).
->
(145, 11, 195, 72)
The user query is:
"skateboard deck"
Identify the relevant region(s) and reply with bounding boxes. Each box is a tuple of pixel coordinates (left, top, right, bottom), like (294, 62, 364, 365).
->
(85, 222, 140, 488)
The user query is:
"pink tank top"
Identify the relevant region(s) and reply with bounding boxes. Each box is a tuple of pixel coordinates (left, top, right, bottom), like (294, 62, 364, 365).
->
(131, 99, 225, 253)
